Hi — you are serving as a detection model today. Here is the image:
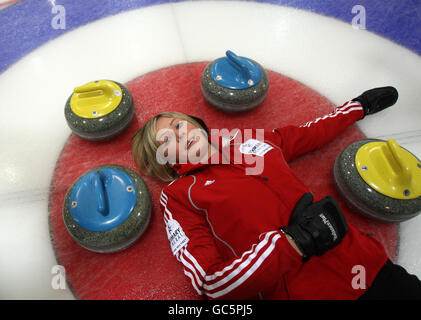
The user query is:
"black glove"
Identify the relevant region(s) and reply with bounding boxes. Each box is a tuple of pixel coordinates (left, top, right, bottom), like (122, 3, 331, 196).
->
(280, 193, 348, 261)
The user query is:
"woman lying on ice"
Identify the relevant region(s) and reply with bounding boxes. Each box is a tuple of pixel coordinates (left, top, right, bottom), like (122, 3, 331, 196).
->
(131, 86, 421, 300)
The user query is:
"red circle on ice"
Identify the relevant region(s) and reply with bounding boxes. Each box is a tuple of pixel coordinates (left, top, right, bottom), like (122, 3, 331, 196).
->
(48, 62, 398, 299)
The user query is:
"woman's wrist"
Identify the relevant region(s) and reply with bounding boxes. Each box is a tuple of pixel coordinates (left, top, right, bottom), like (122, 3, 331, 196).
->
(284, 233, 304, 257)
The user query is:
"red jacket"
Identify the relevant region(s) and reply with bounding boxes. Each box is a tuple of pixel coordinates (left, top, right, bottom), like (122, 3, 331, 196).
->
(159, 101, 388, 300)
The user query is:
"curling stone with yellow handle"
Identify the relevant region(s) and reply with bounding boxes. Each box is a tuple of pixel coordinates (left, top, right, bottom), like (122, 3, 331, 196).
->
(333, 139, 421, 222)
(64, 80, 134, 141)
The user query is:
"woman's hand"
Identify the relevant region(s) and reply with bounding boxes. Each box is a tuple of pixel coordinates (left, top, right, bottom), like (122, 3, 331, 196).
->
(280, 193, 348, 261)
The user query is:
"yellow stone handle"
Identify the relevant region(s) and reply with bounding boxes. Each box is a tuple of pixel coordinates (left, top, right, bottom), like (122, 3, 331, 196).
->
(355, 139, 420, 199)
(386, 139, 411, 185)
(70, 80, 122, 118)
(74, 81, 114, 97)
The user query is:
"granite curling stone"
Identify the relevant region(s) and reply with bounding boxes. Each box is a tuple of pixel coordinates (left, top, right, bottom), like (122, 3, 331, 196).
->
(63, 165, 152, 253)
(64, 80, 134, 141)
(333, 139, 421, 222)
(201, 50, 269, 113)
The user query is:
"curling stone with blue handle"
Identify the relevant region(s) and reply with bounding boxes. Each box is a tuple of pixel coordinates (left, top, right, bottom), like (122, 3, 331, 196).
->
(333, 139, 421, 222)
(201, 50, 269, 113)
(63, 165, 151, 253)
(64, 80, 134, 141)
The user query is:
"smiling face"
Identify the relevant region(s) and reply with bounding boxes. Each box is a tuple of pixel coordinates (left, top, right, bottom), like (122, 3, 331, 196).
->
(155, 116, 212, 165)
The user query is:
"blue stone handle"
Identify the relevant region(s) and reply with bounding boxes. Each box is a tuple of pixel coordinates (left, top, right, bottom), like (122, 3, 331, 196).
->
(226, 50, 251, 81)
(92, 171, 108, 216)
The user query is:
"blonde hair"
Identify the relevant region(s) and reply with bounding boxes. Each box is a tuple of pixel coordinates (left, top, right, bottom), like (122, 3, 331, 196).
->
(131, 112, 207, 182)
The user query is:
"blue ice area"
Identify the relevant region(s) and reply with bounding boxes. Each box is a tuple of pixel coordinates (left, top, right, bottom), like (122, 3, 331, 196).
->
(0, 0, 420, 74)
(259, 0, 421, 54)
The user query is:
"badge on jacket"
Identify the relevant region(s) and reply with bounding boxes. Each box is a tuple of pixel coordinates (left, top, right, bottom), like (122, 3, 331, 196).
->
(239, 139, 273, 157)
(166, 219, 189, 255)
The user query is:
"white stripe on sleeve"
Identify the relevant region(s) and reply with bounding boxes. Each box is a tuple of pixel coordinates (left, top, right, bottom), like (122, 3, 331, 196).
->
(299, 101, 363, 128)
(161, 191, 283, 299)
(181, 231, 281, 298)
